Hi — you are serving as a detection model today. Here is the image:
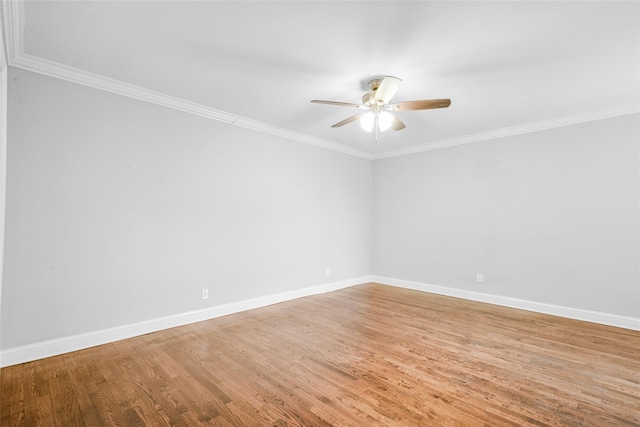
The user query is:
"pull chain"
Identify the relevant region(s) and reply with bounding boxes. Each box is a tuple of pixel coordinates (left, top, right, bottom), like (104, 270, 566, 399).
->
(375, 113, 379, 144)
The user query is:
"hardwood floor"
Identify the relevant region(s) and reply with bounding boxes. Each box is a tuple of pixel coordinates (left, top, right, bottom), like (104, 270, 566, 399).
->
(2, 283, 639, 426)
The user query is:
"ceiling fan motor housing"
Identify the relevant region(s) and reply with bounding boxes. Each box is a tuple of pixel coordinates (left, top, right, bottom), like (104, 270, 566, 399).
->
(362, 78, 391, 112)
(362, 92, 384, 113)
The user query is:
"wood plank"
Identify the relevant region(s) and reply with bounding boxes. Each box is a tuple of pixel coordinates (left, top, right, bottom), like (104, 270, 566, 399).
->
(2, 283, 639, 426)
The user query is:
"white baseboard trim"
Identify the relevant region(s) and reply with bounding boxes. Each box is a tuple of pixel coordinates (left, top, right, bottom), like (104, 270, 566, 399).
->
(4, 275, 636, 367)
(0, 276, 372, 367)
(373, 276, 640, 331)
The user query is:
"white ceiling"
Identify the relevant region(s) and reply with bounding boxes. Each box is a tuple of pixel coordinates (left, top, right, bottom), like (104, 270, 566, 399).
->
(5, 1, 640, 158)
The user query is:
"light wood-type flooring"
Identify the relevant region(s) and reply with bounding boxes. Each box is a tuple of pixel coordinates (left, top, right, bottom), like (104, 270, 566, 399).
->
(2, 283, 639, 426)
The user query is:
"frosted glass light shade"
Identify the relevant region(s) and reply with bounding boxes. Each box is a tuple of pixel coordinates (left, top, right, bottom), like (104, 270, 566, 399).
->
(360, 112, 375, 132)
(378, 111, 393, 132)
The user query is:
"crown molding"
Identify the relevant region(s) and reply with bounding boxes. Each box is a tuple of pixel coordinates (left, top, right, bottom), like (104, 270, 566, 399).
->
(14, 53, 242, 122)
(9, 53, 374, 160)
(233, 116, 372, 159)
(0, 7, 7, 71)
(1, 0, 373, 160)
(0, 0, 22, 66)
(9, 52, 635, 164)
(373, 103, 640, 160)
(1, 0, 636, 162)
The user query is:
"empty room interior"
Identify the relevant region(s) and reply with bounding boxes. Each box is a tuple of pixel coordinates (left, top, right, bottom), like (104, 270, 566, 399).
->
(0, 1, 639, 426)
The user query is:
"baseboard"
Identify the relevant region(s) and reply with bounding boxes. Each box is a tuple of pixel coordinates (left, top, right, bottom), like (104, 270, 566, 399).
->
(374, 276, 640, 331)
(0, 276, 372, 367)
(4, 275, 636, 367)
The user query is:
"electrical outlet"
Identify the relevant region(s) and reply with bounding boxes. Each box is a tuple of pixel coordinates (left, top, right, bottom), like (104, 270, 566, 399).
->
(325, 268, 331, 277)
(476, 273, 484, 283)
(201, 289, 209, 300)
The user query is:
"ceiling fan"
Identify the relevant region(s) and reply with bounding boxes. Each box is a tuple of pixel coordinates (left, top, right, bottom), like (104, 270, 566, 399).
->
(311, 76, 451, 135)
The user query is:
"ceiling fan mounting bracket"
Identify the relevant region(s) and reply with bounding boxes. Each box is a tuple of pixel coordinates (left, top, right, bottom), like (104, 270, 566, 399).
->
(368, 79, 382, 91)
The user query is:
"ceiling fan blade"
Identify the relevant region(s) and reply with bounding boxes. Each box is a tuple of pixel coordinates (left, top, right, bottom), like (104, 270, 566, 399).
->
(390, 115, 406, 131)
(311, 100, 362, 108)
(331, 114, 364, 128)
(389, 99, 451, 111)
(374, 76, 402, 104)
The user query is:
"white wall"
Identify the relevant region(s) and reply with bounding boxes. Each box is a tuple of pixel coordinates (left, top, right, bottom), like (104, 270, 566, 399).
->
(2, 66, 638, 361)
(0, 68, 373, 350)
(374, 114, 640, 319)
(0, 17, 7, 368)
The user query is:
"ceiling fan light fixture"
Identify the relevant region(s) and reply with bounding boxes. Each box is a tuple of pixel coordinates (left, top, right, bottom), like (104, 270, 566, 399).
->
(378, 111, 393, 132)
(311, 75, 451, 136)
(360, 112, 375, 132)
